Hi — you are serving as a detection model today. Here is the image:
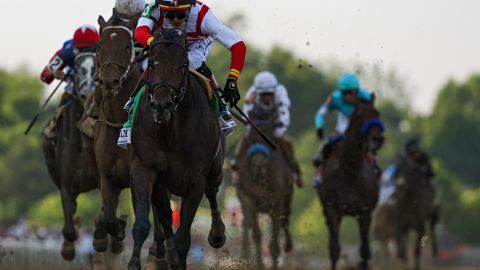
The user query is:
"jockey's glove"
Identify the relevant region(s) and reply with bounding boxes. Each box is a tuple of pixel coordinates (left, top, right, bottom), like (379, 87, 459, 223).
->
(224, 77, 240, 108)
(316, 128, 324, 140)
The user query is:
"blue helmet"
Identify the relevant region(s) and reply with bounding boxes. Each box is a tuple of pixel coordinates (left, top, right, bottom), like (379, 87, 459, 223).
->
(338, 73, 360, 91)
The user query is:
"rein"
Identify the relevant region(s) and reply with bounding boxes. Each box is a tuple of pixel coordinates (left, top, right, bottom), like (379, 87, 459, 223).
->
(148, 39, 190, 115)
(98, 25, 136, 86)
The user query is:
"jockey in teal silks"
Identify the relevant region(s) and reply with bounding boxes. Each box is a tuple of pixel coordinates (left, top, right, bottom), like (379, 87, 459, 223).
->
(312, 73, 376, 188)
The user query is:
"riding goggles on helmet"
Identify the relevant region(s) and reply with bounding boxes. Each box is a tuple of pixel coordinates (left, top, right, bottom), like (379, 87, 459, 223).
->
(164, 10, 188, 20)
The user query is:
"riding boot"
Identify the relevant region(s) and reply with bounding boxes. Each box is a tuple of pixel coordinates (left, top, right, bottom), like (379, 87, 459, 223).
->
(278, 137, 304, 188)
(209, 75, 236, 135)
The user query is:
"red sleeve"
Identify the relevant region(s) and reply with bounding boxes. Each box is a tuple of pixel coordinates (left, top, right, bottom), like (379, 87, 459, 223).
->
(134, 25, 153, 46)
(229, 41, 247, 79)
(40, 49, 62, 84)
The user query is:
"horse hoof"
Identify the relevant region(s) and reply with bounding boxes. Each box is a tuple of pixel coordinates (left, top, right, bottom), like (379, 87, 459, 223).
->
(93, 236, 108, 252)
(109, 236, 124, 254)
(156, 258, 169, 270)
(208, 231, 226, 249)
(61, 240, 75, 261)
(128, 257, 141, 270)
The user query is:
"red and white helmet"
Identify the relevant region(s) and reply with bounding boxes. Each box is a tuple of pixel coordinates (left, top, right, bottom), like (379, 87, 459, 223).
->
(73, 24, 100, 48)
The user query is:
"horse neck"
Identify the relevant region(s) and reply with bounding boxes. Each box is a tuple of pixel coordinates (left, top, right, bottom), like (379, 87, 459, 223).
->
(338, 114, 367, 169)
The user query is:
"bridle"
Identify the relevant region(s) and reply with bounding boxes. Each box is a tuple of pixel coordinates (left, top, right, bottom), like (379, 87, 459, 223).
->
(98, 25, 136, 86)
(147, 39, 190, 114)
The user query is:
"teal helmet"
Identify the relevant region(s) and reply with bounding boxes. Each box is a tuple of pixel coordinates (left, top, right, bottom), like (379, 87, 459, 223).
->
(338, 73, 360, 91)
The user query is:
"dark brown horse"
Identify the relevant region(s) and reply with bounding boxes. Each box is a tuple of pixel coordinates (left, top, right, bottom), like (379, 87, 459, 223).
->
(41, 52, 98, 260)
(391, 155, 440, 270)
(127, 29, 226, 270)
(233, 105, 294, 270)
(317, 99, 385, 270)
(90, 11, 142, 254)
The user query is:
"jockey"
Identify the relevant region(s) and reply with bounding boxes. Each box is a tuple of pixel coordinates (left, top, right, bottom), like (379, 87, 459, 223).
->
(403, 138, 435, 180)
(312, 72, 375, 188)
(133, 0, 246, 134)
(40, 24, 99, 138)
(241, 71, 303, 188)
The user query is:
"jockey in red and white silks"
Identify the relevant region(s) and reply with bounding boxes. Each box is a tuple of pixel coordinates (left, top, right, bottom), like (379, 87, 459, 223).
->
(134, 0, 246, 134)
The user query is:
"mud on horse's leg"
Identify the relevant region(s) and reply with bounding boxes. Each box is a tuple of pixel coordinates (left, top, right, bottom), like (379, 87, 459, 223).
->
(128, 164, 156, 270)
(205, 187, 226, 249)
(151, 185, 176, 270)
(358, 213, 372, 270)
(175, 184, 204, 270)
(251, 212, 264, 270)
(60, 188, 78, 261)
(324, 207, 341, 270)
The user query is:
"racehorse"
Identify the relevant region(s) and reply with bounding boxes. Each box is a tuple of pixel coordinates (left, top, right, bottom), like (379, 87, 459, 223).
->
(233, 105, 294, 270)
(127, 29, 226, 270)
(41, 51, 98, 260)
(317, 99, 385, 270)
(90, 11, 142, 254)
(391, 156, 440, 270)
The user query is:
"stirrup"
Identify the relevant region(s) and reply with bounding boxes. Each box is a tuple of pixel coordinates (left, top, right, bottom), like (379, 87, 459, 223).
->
(123, 97, 134, 112)
(219, 117, 236, 136)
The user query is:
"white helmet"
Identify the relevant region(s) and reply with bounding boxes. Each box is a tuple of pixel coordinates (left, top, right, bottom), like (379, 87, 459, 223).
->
(253, 71, 278, 94)
(115, 0, 146, 18)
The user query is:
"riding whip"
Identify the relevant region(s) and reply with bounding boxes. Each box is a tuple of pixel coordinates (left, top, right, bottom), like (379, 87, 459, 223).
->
(232, 104, 277, 151)
(24, 78, 65, 135)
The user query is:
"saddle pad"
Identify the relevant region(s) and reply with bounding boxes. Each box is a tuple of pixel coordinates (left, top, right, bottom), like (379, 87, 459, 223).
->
(189, 68, 213, 101)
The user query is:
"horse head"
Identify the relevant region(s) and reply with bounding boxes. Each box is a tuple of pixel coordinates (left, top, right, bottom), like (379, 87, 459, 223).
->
(73, 52, 96, 100)
(352, 98, 385, 154)
(96, 11, 138, 98)
(148, 28, 189, 124)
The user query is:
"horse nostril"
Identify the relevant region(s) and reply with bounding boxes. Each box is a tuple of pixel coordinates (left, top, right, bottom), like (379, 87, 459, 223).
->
(113, 79, 120, 86)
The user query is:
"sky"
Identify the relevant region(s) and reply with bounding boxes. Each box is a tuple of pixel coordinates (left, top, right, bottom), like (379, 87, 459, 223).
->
(0, 0, 479, 114)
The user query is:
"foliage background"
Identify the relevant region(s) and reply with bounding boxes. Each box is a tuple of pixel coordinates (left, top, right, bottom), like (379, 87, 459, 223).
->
(0, 17, 478, 253)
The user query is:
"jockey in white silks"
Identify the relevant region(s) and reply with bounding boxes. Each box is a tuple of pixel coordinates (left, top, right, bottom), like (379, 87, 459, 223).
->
(239, 71, 303, 188)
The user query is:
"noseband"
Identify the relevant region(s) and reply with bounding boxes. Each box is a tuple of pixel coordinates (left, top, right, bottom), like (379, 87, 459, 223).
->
(98, 25, 136, 86)
(148, 39, 190, 113)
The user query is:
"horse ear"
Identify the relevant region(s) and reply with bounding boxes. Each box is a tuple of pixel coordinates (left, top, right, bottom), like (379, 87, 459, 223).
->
(98, 15, 107, 30)
(112, 8, 119, 19)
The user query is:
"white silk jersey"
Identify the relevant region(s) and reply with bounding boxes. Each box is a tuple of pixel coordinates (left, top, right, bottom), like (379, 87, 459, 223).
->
(138, 2, 242, 49)
(243, 84, 291, 137)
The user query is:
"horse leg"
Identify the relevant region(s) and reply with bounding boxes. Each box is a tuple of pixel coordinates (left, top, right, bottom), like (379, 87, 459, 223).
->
(415, 225, 425, 270)
(324, 208, 341, 270)
(151, 186, 177, 270)
(240, 215, 251, 259)
(397, 227, 408, 263)
(357, 213, 372, 270)
(430, 206, 439, 258)
(251, 211, 264, 270)
(270, 214, 282, 270)
(60, 188, 77, 261)
(205, 186, 226, 249)
(100, 175, 126, 242)
(282, 185, 294, 253)
(127, 163, 156, 270)
(175, 185, 204, 270)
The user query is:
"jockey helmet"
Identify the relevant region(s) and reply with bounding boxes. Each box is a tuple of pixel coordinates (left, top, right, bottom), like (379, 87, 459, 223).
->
(253, 71, 278, 94)
(157, 0, 196, 11)
(338, 73, 360, 91)
(73, 25, 100, 49)
(115, 0, 146, 17)
(405, 138, 421, 154)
